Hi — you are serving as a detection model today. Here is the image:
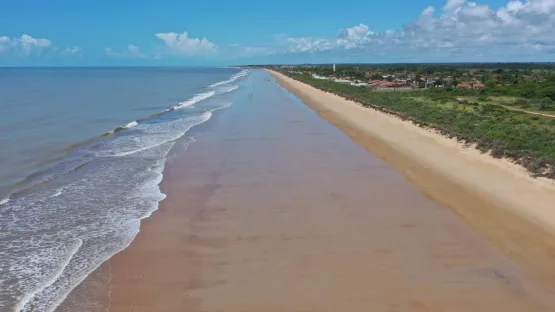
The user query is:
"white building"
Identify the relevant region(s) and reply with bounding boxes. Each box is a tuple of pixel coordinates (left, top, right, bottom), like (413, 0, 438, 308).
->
(334, 78, 350, 84)
(312, 74, 329, 80)
(351, 82, 368, 87)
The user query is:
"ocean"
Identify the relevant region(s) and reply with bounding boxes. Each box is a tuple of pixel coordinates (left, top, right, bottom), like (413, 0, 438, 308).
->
(0, 67, 249, 311)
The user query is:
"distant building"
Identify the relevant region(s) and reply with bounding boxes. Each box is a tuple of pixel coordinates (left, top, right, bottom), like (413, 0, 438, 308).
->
(333, 64, 336, 73)
(312, 74, 329, 80)
(351, 82, 368, 87)
(334, 78, 351, 84)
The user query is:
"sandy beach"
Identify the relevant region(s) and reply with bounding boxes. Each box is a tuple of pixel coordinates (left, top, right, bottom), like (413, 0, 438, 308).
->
(73, 70, 555, 311)
(269, 70, 555, 274)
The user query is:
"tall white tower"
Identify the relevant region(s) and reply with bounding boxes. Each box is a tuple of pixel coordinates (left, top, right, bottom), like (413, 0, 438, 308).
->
(333, 64, 336, 73)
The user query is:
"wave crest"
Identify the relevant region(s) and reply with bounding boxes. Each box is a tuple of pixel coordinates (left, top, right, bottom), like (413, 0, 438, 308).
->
(171, 91, 216, 110)
(209, 70, 248, 88)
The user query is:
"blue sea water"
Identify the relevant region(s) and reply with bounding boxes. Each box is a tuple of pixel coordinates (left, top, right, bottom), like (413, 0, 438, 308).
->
(0, 67, 248, 311)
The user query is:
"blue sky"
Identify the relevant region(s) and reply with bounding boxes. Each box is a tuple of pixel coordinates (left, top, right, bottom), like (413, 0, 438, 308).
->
(1, 0, 554, 66)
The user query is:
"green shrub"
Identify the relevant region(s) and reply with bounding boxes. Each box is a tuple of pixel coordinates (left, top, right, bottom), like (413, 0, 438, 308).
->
(515, 98, 529, 107)
(479, 104, 497, 114)
(535, 97, 554, 110)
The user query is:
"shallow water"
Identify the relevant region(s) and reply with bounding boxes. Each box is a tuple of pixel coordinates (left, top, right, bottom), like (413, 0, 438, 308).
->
(0, 67, 248, 311)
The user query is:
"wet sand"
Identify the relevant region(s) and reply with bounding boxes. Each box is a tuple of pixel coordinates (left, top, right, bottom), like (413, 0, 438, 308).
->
(102, 70, 555, 311)
(269, 70, 555, 275)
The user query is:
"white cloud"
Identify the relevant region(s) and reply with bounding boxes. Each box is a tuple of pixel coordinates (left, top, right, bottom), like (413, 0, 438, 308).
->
(0, 36, 12, 52)
(459, 3, 492, 19)
(63, 46, 82, 55)
(0, 34, 52, 55)
(444, 0, 467, 11)
(278, 0, 555, 60)
(155, 32, 216, 55)
(287, 37, 332, 53)
(286, 23, 376, 53)
(336, 24, 375, 49)
(104, 44, 150, 59)
(19, 34, 51, 54)
(507, 0, 525, 12)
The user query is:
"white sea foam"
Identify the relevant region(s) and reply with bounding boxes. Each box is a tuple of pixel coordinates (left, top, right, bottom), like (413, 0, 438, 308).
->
(212, 102, 233, 112)
(48, 190, 63, 198)
(171, 83, 239, 111)
(18, 143, 177, 312)
(102, 111, 212, 157)
(15, 239, 83, 312)
(209, 70, 248, 88)
(218, 84, 239, 94)
(104, 120, 139, 135)
(172, 91, 216, 110)
(6, 148, 172, 311)
(0, 196, 9, 205)
(1, 87, 235, 312)
(122, 121, 138, 129)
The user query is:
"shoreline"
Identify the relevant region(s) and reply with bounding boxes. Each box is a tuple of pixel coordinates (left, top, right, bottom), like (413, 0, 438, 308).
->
(268, 69, 555, 275)
(61, 70, 555, 311)
(55, 108, 224, 312)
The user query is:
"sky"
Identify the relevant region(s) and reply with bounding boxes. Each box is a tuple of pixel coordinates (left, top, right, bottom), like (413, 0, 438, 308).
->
(1, 0, 554, 66)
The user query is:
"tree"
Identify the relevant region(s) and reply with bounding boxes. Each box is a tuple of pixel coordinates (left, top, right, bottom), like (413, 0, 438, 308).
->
(416, 74, 425, 83)
(536, 97, 554, 110)
(486, 78, 498, 88)
(538, 86, 555, 101)
(520, 87, 537, 99)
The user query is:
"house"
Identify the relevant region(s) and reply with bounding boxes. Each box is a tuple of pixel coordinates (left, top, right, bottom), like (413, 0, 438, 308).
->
(473, 83, 485, 89)
(457, 83, 471, 88)
(369, 80, 409, 89)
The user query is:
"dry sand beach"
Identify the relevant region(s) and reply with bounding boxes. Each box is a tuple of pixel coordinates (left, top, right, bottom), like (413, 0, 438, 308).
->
(69, 70, 555, 311)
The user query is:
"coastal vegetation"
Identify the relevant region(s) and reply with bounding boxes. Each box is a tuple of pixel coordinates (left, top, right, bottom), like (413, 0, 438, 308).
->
(275, 69, 555, 179)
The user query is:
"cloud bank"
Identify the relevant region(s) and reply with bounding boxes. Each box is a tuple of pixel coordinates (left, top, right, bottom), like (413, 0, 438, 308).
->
(0, 34, 52, 55)
(4, 0, 555, 63)
(104, 44, 150, 59)
(0, 34, 82, 57)
(282, 0, 555, 61)
(155, 32, 216, 55)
